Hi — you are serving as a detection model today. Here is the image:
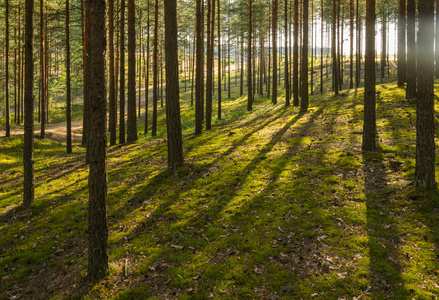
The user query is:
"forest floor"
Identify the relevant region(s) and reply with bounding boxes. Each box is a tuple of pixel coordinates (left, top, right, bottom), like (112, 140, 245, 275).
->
(1, 76, 439, 299)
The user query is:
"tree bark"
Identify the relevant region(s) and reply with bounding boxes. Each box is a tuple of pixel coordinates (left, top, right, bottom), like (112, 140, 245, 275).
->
(414, 0, 436, 188)
(381, 7, 387, 82)
(119, 0, 126, 142)
(272, 0, 278, 104)
(285, 0, 290, 106)
(23, 0, 34, 207)
(66, 0, 72, 153)
(165, 0, 184, 168)
(127, 0, 138, 142)
(406, 0, 416, 100)
(87, 0, 108, 281)
(40, 0, 46, 138)
(152, 0, 159, 135)
(350, 0, 354, 88)
(300, 0, 309, 113)
(5, 0, 10, 137)
(195, 0, 204, 134)
(206, 0, 213, 129)
(398, 0, 406, 87)
(247, 0, 253, 111)
(362, 0, 377, 152)
(145, 0, 150, 134)
(109, 0, 117, 145)
(332, 0, 339, 95)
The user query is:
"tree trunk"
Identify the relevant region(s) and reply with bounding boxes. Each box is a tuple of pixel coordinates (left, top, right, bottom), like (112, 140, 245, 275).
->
(248, 0, 253, 111)
(356, 0, 361, 87)
(40, 0, 45, 137)
(138, 9, 142, 118)
(381, 7, 387, 82)
(332, 0, 339, 95)
(300, 0, 309, 113)
(195, 0, 204, 134)
(293, 0, 299, 105)
(127, 0, 137, 142)
(285, 0, 290, 106)
(88, 0, 108, 281)
(362, 0, 376, 151)
(349, 0, 354, 88)
(152, 0, 159, 135)
(406, 0, 416, 100)
(397, 0, 406, 87)
(145, 0, 150, 133)
(164, 0, 184, 168)
(320, 0, 323, 93)
(23, 0, 34, 207)
(272, 0, 278, 104)
(218, 0, 222, 118)
(5, 0, 10, 137)
(414, 0, 436, 188)
(436, 0, 439, 78)
(109, 0, 116, 145)
(206, 0, 213, 129)
(66, 0, 72, 153)
(119, 0, 126, 142)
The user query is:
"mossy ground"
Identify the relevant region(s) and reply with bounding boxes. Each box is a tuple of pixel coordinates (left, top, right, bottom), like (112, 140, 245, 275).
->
(1, 74, 439, 299)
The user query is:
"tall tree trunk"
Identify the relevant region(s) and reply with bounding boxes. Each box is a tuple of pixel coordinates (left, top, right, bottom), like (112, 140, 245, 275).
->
(109, 0, 117, 145)
(127, 0, 137, 142)
(272, 0, 278, 104)
(301, 0, 309, 113)
(310, 0, 313, 96)
(40, 1, 46, 133)
(293, 0, 299, 105)
(164, 0, 184, 168)
(18, 6, 21, 126)
(362, 0, 376, 151)
(138, 9, 142, 118)
(5, 0, 10, 137)
(349, 0, 354, 88)
(206, 0, 213, 129)
(145, 0, 150, 133)
(285, 0, 290, 106)
(66, 0, 72, 153)
(356, 0, 361, 87)
(332, 0, 339, 95)
(119, 0, 126, 142)
(152, 0, 159, 135)
(406, 0, 416, 100)
(218, 0, 222, 118)
(247, 0, 253, 111)
(227, 18, 231, 99)
(88, 0, 108, 281)
(436, 0, 439, 78)
(23, 0, 35, 207)
(397, 0, 406, 87)
(195, 0, 204, 134)
(320, 0, 324, 93)
(414, 0, 436, 188)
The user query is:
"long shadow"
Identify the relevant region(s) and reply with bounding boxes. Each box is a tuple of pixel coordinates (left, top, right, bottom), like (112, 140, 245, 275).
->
(363, 153, 409, 298)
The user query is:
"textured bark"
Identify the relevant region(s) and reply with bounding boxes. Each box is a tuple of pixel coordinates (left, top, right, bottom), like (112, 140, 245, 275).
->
(145, 0, 150, 134)
(356, 0, 361, 87)
(164, 0, 184, 168)
(414, 0, 436, 188)
(247, 0, 253, 111)
(127, 0, 138, 142)
(18, 6, 21, 125)
(285, 0, 290, 106)
(272, 0, 278, 104)
(320, 0, 323, 93)
(293, 0, 299, 104)
(138, 10, 142, 118)
(381, 8, 387, 81)
(332, 0, 339, 95)
(109, 0, 116, 145)
(406, 0, 416, 100)
(40, 0, 46, 138)
(195, 0, 204, 134)
(436, 0, 439, 78)
(66, 0, 72, 153)
(362, 0, 376, 152)
(152, 0, 159, 136)
(206, 0, 213, 129)
(300, 0, 309, 113)
(88, 0, 108, 281)
(5, 0, 10, 137)
(218, 0, 222, 118)
(119, 0, 126, 143)
(23, 0, 34, 207)
(349, 0, 354, 88)
(397, 0, 406, 87)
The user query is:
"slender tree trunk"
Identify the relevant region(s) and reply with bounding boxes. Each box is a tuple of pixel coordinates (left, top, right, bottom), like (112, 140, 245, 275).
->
(23, 0, 34, 207)
(88, 0, 108, 281)
(127, 0, 137, 142)
(247, 0, 253, 111)
(436, 0, 439, 78)
(414, 0, 436, 188)
(363, 0, 376, 151)
(398, 0, 406, 87)
(152, 0, 159, 135)
(109, 0, 117, 145)
(227, 18, 231, 99)
(218, 0, 222, 118)
(240, 35, 244, 96)
(195, 0, 204, 134)
(145, 0, 150, 133)
(119, 0, 126, 142)
(349, 0, 354, 88)
(66, 0, 72, 153)
(206, 0, 213, 129)
(321, 0, 324, 93)
(138, 9, 142, 118)
(285, 0, 290, 106)
(356, 0, 361, 87)
(332, 0, 339, 95)
(5, 0, 10, 137)
(14, 21, 17, 124)
(301, 0, 309, 113)
(293, 0, 299, 105)
(272, 0, 278, 104)
(310, 0, 313, 96)
(406, 0, 416, 100)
